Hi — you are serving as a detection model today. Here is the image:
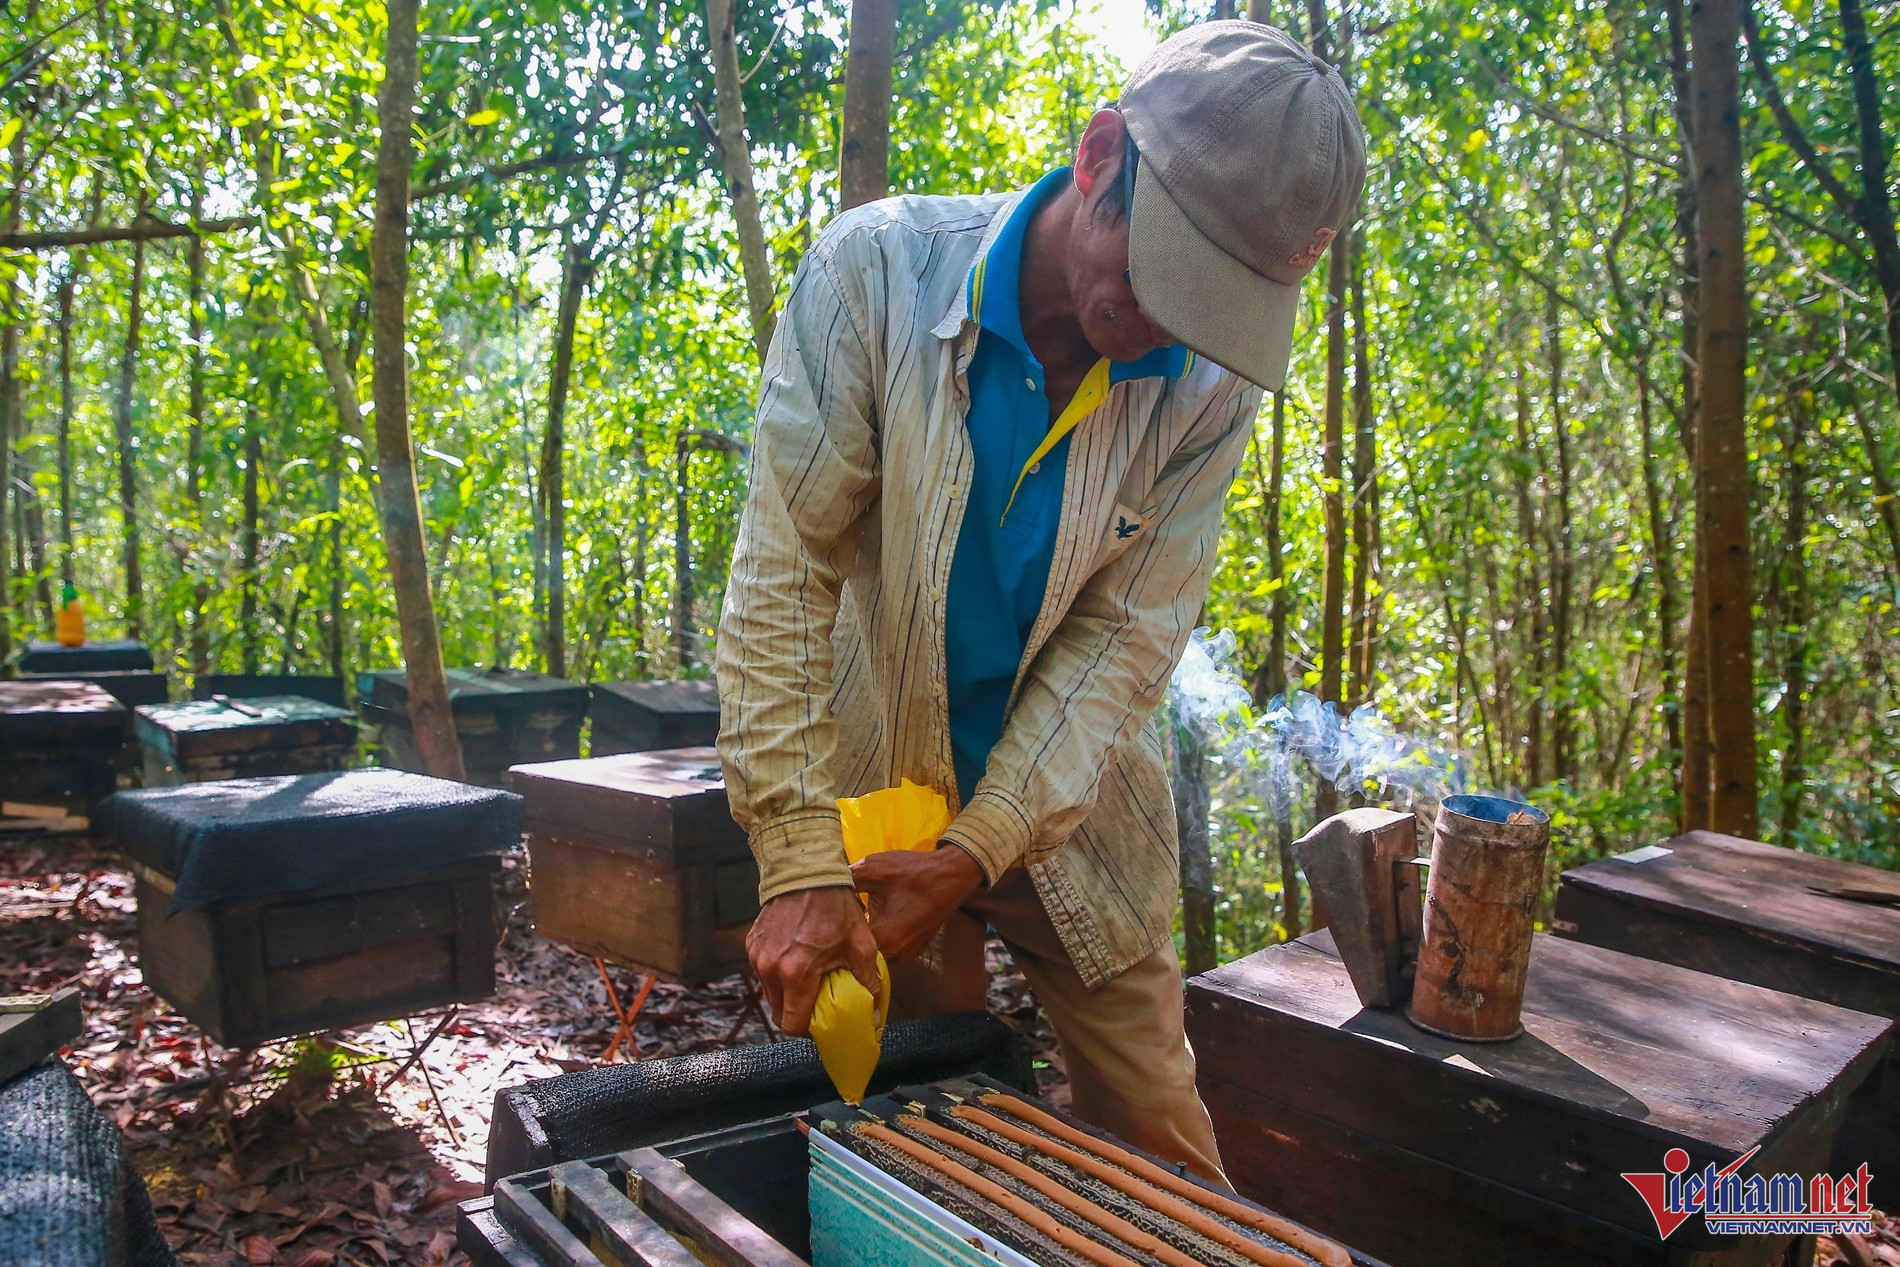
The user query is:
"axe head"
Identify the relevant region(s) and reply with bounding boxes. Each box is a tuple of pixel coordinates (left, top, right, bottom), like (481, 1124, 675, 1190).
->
(1292, 807, 1423, 1008)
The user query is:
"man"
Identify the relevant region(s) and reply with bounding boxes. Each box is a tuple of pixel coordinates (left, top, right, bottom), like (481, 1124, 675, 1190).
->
(716, 21, 1365, 1182)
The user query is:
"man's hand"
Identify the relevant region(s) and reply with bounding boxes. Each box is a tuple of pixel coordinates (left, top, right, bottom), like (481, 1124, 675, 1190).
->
(853, 845, 986, 962)
(746, 885, 882, 1038)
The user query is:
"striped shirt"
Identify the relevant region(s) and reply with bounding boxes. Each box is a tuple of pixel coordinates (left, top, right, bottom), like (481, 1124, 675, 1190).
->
(715, 187, 1261, 988)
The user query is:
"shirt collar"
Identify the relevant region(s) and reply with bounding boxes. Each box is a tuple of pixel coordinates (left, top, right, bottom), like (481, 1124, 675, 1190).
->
(957, 166, 1194, 383)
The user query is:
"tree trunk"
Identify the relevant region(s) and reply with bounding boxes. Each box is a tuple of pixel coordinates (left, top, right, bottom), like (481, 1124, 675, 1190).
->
(838, 0, 896, 212)
(1546, 267, 1575, 785)
(187, 224, 212, 677)
(329, 435, 345, 680)
(1851, 397, 1900, 588)
(1690, 0, 1757, 838)
(1780, 396, 1808, 840)
(372, 0, 464, 780)
(675, 436, 694, 671)
(116, 233, 146, 640)
(541, 240, 585, 680)
(1308, 0, 1344, 819)
(706, 0, 779, 363)
(1265, 392, 1300, 937)
(241, 415, 261, 673)
(1245, 0, 1273, 21)
(1172, 706, 1217, 974)
(1512, 365, 1548, 788)
(1347, 228, 1377, 710)
(55, 264, 75, 585)
(1637, 360, 1682, 782)
(0, 143, 23, 666)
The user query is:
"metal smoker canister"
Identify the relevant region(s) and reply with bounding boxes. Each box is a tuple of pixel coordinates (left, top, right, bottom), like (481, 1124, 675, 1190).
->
(1406, 794, 1551, 1042)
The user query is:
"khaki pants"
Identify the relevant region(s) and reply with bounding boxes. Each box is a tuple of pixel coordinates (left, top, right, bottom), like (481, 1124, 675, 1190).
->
(887, 867, 1227, 1185)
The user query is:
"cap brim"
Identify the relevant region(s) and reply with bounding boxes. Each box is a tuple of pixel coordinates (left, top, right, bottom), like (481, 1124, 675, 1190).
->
(1127, 163, 1299, 392)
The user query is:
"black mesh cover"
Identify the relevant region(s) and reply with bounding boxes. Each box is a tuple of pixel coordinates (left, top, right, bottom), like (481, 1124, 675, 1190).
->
(0, 1060, 175, 1267)
(485, 1011, 1034, 1188)
(101, 769, 521, 911)
(18, 640, 155, 673)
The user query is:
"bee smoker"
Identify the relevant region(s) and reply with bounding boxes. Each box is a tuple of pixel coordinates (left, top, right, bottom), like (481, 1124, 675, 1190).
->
(1296, 794, 1551, 1043)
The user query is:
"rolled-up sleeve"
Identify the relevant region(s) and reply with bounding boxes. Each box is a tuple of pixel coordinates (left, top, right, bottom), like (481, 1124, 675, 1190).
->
(940, 376, 1259, 881)
(716, 244, 882, 903)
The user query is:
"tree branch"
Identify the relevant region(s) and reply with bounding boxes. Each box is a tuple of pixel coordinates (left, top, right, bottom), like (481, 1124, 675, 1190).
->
(1741, 0, 1860, 219)
(0, 216, 251, 250)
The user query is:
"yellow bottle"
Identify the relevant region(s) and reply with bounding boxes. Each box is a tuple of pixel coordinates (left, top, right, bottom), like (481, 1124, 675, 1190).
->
(54, 583, 85, 647)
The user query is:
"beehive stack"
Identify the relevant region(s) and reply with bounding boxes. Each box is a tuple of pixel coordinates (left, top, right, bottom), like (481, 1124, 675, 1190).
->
(809, 1078, 1352, 1267)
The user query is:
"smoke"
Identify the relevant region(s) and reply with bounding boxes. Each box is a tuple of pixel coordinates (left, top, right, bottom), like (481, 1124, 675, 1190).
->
(1166, 628, 1467, 823)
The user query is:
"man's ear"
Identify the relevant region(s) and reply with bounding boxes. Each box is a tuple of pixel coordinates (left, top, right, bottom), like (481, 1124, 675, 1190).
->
(1071, 108, 1127, 201)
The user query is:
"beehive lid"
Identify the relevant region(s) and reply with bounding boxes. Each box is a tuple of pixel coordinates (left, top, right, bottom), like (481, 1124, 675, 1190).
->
(360, 666, 592, 719)
(193, 673, 348, 707)
(507, 747, 745, 861)
(17, 638, 154, 673)
(0, 680, 127, 743)
(102, 768, 522, 910)
(137, 695, 357, 759)
(1561, 830, 1900, 983)
(591, 680, 719, 720)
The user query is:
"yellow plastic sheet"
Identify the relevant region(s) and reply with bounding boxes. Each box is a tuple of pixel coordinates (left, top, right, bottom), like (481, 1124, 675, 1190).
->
(838, 779, 951, 863)
(808, 779, 952, 1103)
(808, 955, 891, 1104)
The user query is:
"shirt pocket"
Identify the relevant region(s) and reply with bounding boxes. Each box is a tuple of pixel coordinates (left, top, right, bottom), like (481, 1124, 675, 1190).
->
(1088, 502, 1152, 576)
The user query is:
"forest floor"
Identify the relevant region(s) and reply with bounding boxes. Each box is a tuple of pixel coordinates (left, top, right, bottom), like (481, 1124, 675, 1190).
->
(0, 836, 1066, 1267)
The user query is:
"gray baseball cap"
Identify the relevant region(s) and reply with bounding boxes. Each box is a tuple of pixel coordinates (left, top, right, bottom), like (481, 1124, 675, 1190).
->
(1122, 21, 1367, 391)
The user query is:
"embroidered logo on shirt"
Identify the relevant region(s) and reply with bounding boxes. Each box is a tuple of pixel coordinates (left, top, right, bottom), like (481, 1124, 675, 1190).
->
(1115, 516, 1141, 540)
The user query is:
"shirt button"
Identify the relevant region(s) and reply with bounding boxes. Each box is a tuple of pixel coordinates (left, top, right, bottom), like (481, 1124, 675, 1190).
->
(1029, 462, 1042, 474)
(1025, 377, 1037, 391)
(948, 484, 961, 499)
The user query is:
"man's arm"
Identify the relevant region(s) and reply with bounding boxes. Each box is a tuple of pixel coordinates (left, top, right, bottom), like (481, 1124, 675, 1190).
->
(941, 375, 1260, 880)
(717, 244, 885, 1033)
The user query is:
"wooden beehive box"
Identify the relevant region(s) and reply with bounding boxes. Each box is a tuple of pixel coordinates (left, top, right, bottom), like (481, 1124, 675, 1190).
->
(1187, 930, 1892, 1267)
(588, 680, 720, 756)
(507, 747, 755, 981)
(104, 769, 521, 1049)
(194, 673, 348, 707)
(0, 680, 127, 816)
(1555, 830, 1900, 1210)
(360, 667, 591, 787)
(17, 638, 154, 674)
(137, 696, 358, 786)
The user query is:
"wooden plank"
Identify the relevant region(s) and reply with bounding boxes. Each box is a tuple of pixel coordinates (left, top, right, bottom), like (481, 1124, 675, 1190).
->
(549, 1161, 701, 1267)
(451, 871, 500, 1000)
(1561, 832, 1900, 969)
(458, 1197, 548, 1267)
(1200, 1074, 1793, 1267)
(507, 750, 747, 864)
(526, 835, 687, 977)
(1186, 931, 1890, 1234)
(620, 1148, 805, 1267)
(262, 882, 458, 968)
(262, 934, 459, 1043)
(137, 696, 357, 761)
(0, 988, 83, 1086)
(496, 1178, 608, 1267)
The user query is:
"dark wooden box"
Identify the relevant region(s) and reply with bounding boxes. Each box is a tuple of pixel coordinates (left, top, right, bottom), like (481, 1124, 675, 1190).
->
(17, 638, 154, 673)
(588, 680, 720, 756)
(506, 747, 755, 981)
(137, 696, 358, 786)
(194, 673, 348, 708)
(1188, 930, 1891, 1267)
(0, 680, 128, 815)
(361, 667, 591, 787)
(1555, 830, 1900, 1210)
(134, 854, 500, 1049)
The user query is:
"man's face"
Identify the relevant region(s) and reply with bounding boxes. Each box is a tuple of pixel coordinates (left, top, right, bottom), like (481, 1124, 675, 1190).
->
(1067, 112, 1176, 364)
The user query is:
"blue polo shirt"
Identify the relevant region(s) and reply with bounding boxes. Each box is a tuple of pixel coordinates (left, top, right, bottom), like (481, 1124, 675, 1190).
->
(945, 167, 1194, 806)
